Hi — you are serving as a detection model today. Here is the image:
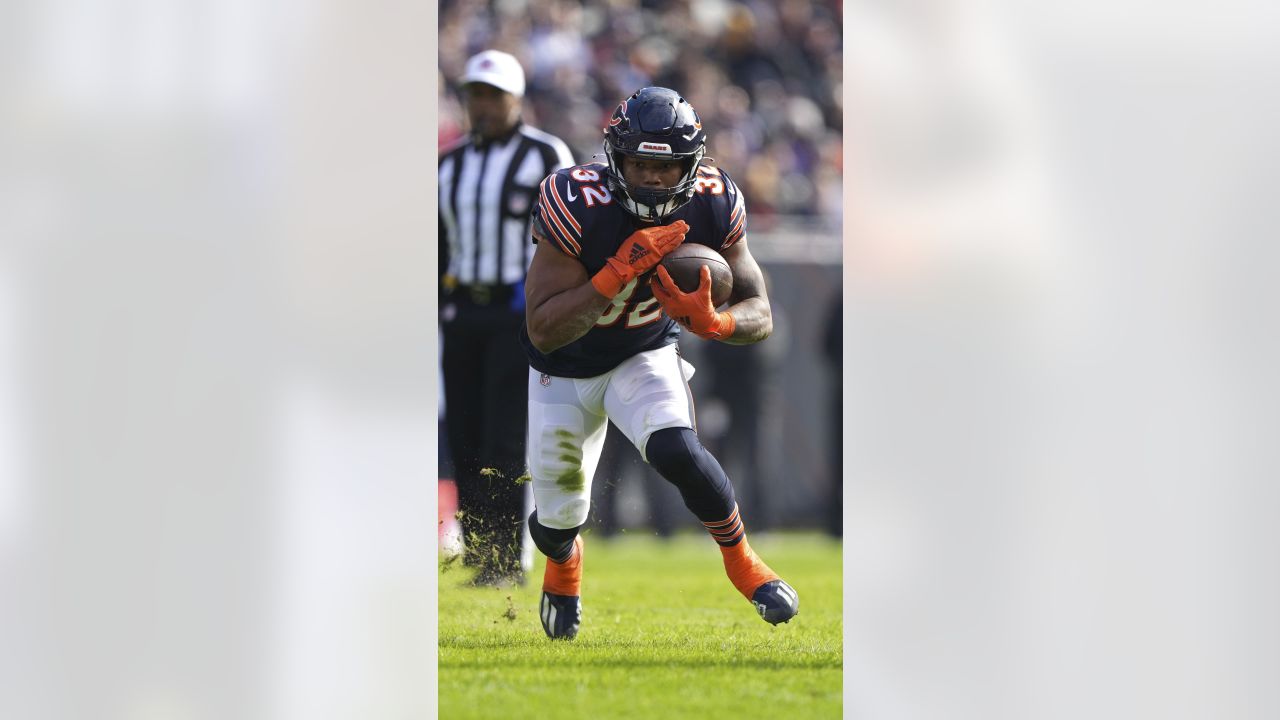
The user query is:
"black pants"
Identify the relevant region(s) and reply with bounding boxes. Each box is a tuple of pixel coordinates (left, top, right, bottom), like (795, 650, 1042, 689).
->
(441, 298, 528, 576)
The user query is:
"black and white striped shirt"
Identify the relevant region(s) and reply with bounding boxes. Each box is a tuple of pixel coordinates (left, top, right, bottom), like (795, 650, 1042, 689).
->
(439, 122, 575, 286)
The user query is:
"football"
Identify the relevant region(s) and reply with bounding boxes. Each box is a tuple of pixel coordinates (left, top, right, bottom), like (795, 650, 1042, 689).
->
(659, 243, 734, 308)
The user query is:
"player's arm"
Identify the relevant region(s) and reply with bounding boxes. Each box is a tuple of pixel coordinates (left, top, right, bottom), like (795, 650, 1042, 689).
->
(525, 219, 690, 353)
(524, 233, 613, 354)
(717, 236, 773, 345)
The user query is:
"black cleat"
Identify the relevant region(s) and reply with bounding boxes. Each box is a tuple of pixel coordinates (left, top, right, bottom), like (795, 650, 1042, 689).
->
(751, 579, 799, 625)
(540, 591, 582, 640)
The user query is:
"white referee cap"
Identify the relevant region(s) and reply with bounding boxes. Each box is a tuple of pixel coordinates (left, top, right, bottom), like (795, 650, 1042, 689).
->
(461, 50, 526, 98)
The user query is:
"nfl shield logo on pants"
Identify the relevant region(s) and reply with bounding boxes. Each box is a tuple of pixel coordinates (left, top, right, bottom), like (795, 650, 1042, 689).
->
(540, 373, 551, 387)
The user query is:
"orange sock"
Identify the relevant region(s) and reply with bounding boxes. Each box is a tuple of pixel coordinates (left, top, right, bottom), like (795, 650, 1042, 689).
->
(719, 536, 780, 599)
(704, 505, 780, 599)
(542, 535, 583, 596)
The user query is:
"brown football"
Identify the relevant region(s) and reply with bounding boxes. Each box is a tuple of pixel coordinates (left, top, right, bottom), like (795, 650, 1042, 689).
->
(659, 243, 734, 308)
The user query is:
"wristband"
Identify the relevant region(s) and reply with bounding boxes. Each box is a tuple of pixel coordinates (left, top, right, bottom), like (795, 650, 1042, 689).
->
(712, 311, 736, 339)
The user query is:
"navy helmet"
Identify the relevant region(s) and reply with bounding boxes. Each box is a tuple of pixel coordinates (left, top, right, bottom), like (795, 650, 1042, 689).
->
(602, 87, 707, 222)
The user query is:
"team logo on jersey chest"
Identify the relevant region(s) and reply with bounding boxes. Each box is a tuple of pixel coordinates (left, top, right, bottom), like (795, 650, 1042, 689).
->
(540, 373, 552, 387)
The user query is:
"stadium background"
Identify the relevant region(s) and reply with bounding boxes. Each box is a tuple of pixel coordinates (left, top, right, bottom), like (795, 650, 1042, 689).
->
(437, 0, 844, 537)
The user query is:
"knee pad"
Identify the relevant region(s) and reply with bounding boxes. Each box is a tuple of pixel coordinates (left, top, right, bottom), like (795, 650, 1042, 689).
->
(528, 510, 581, 563)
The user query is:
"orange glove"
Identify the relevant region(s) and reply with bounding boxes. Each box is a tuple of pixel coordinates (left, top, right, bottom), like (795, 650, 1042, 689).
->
(650, 265, 736, 340)
(591, 220, 689, 298)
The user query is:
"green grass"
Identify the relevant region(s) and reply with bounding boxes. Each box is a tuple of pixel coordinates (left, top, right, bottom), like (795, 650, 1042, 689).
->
(438, 531, 842, 719)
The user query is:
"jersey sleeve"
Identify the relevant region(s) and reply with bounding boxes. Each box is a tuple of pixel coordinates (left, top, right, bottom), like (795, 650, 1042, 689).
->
(530, 170, 585, 257)
(698, 165, 747, 250)
(718, 168, 747, 250)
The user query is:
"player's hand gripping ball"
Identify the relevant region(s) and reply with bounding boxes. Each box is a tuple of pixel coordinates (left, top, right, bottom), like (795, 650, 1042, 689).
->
(590, 220, 689, 298)
(650, 255, 737, 340)
(656, 243, 733, 307)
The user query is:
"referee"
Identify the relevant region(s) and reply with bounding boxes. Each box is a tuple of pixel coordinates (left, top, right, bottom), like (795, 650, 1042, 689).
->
(439, 50, 574, 585)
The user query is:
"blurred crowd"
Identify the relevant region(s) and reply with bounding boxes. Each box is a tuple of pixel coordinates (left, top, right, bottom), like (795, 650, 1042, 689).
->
(439, 0, 843, 230)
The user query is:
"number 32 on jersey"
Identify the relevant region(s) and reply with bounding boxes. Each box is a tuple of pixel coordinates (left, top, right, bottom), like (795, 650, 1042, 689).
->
(570, 167, 613, 207)
(596, 278, 661, 328)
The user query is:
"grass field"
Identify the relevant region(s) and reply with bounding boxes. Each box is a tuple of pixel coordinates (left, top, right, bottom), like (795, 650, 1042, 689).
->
(438, 531, 842, 719)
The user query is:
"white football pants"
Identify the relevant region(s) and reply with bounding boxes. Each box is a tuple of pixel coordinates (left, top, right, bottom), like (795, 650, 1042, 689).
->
(526, 344, 696, 530)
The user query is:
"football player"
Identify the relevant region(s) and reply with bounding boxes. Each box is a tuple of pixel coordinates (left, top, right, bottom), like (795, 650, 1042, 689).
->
(520, 87, 799, 639)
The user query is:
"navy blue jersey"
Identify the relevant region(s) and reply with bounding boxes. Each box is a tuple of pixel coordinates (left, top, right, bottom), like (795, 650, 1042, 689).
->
(520, 162, 747, 378)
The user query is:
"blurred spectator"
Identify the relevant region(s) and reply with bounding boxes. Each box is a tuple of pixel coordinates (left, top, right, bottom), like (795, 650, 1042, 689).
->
(439, 0, 842, 226)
